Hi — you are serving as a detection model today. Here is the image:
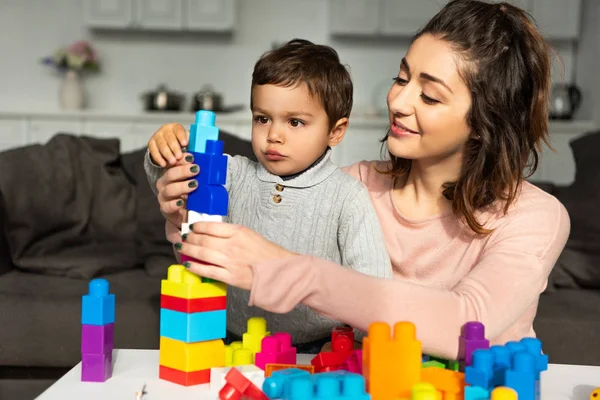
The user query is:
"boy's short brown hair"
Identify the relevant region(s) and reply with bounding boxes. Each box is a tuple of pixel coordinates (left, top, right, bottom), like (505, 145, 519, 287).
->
(251, 39, 353, 130)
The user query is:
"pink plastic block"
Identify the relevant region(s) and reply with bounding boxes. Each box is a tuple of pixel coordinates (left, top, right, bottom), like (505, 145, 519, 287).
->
(459, 321, 490, 367)
(341, 350, 362, 373)
(255, 333, 297, 370)
(81, 351, 113, 382)
(81, 323, 114, 354)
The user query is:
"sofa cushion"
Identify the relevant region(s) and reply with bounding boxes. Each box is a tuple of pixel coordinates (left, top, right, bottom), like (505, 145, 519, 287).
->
(0, 269, 162, 367)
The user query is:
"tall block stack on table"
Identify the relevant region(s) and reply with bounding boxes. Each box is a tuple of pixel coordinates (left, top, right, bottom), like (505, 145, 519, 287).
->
(159, 110, 230, 386)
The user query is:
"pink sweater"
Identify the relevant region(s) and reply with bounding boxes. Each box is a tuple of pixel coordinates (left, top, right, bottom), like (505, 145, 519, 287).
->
(248, 161, 570, 359)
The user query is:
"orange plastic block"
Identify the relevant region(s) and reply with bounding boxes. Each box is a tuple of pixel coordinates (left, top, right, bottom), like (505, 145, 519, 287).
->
(159, 365, 210, 386)
(264, 363, 315, 377)
(160, 294, 226, 313)
(420, 368, 465, 400)
(161, 264, 226, 299)
(159, 336, 225, 372)
(363, 321, 422, 400)
(242, 317, 270, 359)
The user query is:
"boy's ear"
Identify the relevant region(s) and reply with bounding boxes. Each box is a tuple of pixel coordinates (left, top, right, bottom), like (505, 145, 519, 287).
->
(328, 117, 349, 147)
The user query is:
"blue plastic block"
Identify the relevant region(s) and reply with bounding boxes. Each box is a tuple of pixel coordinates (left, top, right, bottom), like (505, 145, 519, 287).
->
(464, 386, 490, 400)
(187, 184, 229, 216)
(191, 142, 228, 186)
(159, 308, 226, 342)
(81, 278, 115, 326)
(504, 351, 536, 400)
(262, 368, 311, 399)
(465, 349, 495, 390)
(520, 338, 548, 377)
(489, 345, 511, 387)
(189, 110, 219, 154)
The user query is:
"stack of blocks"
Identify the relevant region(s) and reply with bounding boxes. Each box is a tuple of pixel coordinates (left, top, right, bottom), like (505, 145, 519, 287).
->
(81, 278, 115, 382)
(158, 110, 229, 386)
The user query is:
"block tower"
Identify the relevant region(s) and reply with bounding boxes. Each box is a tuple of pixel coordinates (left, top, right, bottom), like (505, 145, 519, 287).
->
(158, 110, 229, 386)
(81, 278, 115, 382)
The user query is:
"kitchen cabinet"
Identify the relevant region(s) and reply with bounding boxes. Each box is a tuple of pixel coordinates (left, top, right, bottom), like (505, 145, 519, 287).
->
(0, 119, 28, 153)
(379, 0, 444, 36)
(329, 0, 380, 36)
(531, 0, 581, 40)
(83, 0, 236, 32)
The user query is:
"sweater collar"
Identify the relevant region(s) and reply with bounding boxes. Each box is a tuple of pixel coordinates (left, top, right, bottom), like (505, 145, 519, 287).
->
(256, 147, 338, 188)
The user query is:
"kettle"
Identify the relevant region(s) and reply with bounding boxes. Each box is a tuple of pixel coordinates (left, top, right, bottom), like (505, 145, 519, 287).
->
(549, 84, 582, 120)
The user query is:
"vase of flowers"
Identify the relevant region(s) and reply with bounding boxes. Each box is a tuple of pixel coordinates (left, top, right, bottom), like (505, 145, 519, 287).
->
(42, 41, 100, 110)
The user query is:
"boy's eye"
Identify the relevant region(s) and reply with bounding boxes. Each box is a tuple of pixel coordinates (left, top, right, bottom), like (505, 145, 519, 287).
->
(254, 116, 269, 124)
(289, 119, 304, 127)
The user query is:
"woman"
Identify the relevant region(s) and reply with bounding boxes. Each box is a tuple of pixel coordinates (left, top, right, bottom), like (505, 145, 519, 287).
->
(155, 0, 569, 359)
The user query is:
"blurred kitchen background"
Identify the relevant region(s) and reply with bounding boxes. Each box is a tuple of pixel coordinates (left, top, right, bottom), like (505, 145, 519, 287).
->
(0, 0, 598, 184)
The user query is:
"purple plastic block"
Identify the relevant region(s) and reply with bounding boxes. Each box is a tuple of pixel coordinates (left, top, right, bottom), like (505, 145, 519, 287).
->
(459, 321, 490, 366)
(81, 351, 113, 382)
(81, 323, 114, 354)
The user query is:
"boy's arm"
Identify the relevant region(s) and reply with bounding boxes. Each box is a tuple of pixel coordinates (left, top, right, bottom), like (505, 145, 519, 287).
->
(144, 149, 164, 196)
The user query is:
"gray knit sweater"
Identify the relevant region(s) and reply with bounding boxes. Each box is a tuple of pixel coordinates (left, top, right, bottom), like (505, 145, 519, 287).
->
(144, 148, 392, 343)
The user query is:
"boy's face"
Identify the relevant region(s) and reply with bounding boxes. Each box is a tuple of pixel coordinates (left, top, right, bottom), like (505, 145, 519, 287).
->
(250, 83, 346, 176)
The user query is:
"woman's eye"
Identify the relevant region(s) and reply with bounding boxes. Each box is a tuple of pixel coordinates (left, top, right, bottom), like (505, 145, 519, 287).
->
(393, 77, 408, 85)
(421, 93, 440, 105)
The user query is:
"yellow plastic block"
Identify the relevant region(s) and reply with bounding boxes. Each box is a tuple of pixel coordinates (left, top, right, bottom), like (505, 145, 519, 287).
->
(161, 264, 226, 299)
(225, 341, 254, 366)
(411, 383, 441, 400)
(159, 336, 225, 372)
(242, 317, 270, 359)
(491, 387, 518, 400)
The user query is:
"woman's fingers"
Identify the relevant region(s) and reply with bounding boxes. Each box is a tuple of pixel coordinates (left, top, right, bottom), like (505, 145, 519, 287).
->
(160, 198, 186, 216)
(178, 241, 229, 268)
(190, 221, 240, 239)
(186, 261, 229, 283)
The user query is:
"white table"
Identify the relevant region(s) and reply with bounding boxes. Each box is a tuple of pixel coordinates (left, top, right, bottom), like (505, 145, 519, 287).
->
(35, 349, 600, 400)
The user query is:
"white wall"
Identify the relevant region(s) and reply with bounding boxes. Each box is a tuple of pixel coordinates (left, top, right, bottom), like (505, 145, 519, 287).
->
(0, 0, 576, 115)
(575, 0, 600, 124)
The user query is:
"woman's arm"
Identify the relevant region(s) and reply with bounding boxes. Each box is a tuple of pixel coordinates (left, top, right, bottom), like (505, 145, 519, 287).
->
(248, 197, 570, 359)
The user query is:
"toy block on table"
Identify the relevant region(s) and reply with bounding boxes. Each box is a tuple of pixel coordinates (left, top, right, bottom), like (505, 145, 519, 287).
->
(459, 321, 489, 369)
(255, 332, 297, 370)
(311, 326, 356, 373)
(225, 342, 253, 367)
(81, 278, 115, 382)
(159, 365, 211, 386)
(286, 371, 370, 400)
(420, 367, 465, 400)
(219, 367, 268, 400)
(491, 387, 518, 400)
(411, 382, 440, 400)
(160, 308, 226, 342)
(262, 368, 312, 399)
(265, 363, 315, 377)
(161, 264, 227, 299)
(363, 321, 422, 400)
(340, 350, 362, 374)
(210, 365, 265, 395)
(159, 336, 225, 372)
(243, 317, 271, 359)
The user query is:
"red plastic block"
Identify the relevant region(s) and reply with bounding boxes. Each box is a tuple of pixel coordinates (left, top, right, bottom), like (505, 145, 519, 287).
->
(159, 365, 210, 386)
(311, 351, 350, 373)
(219, 367, 268, 400)
(331, 326, 355, 352)
(160, 294, 226, 313)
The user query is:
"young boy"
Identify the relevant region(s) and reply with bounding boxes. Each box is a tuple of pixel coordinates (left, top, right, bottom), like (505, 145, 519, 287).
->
(144, 39, 392, 352)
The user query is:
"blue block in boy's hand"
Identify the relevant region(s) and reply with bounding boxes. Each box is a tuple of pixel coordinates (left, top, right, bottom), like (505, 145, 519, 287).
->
(187, 184, 229, 216)
(81, 278, 115, 326)
(192, 140, 228, 186)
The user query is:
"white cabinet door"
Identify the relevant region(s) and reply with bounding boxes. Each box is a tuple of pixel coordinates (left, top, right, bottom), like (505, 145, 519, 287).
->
(379, 0, 444, 36)
(334, 126, 388, 168)
(531, 0, 581, 40)
(83, 0, 133, 28)
(83, 121, 140, 152)
(0, 118, 28, 153)
(329, 0, 380, 36)
(136, 0, 183, 30)
(29, 119, 84, 145)
(185, 0, 235, 31)
(131, 122, 164, 151)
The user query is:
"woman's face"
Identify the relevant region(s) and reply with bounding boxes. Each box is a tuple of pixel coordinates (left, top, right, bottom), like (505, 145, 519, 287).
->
(387, 34, 473, 164)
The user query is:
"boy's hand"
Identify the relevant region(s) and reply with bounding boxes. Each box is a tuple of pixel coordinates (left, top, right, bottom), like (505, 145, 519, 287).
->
(148, 123, 189, 167)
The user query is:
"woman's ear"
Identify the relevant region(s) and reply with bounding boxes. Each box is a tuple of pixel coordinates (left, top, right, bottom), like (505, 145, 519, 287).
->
(328, 117, 349, 147)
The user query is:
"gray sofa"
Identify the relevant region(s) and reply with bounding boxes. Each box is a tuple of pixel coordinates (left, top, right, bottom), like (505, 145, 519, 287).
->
(1, 130, 599, 400)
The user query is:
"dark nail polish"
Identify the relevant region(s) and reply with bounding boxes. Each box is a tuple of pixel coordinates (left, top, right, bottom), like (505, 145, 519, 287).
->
(183, 262, 191, 268)
(182, 233, 188, 241)
(176, 199, 184, 207)
(190, 165, 199, 173)
(188, 180, 197, 188)
(174, 242, 182, 250)
(189, 224, 194, 231)
(185, 155, 193, 162)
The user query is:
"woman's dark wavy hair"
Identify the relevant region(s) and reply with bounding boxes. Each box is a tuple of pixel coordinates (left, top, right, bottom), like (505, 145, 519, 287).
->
(381, 0, 552, 235)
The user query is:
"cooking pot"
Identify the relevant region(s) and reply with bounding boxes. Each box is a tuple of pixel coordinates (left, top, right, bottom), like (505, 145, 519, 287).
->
(141, 84, 185, 112)
(191, 85, 224, 112)
(549, 84, 582, 120)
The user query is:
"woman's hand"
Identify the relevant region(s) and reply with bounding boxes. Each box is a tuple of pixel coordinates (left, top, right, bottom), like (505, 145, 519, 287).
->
(156, 159, 199, 230)
(177, 222, 295, 290)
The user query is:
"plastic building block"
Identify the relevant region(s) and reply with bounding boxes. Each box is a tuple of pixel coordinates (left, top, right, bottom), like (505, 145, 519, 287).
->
(411, 382, 440, 400)
(255, 333, 297, 370)
(331, 326, 355, 352)
(265, 363, 314, 377)
(465, 349, 495, 390)
(311, 351, 349, 373)
(187, 183, 229, 216)
(465, 386, 490, 400)
(160, 308, 226, 342)
(160, 293, 226, 313)
(228, 347, 253, 367)
(262, 368, 312, 399)
(182, 212, 224, 235)
(590, 388, 600, 400)
(504, 351, 536, 400)
(159, 364, 211, 386)
(363, 321, 422, 400)
(459, 321, 489, 367)
(81, 352, 112, 382)
(428, 356, 460, 371)
(189, 110, 220, 154)
(242, 317, 271, 359)
(340, 350, 362, 374)
(161, 264, 226, 299)
(422, 360, 446, 369)
(81, 278, 115, 325)
(210, 365, 265, 395)
(491, 387, 518, 400)
(159, 336, 225, 372)
(194, 140, 227, 185)
(420, 367, 465, 399)
(288, 371, 370, 400)
(81, 323, 114, 354)
(219, 367, 268, 400)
